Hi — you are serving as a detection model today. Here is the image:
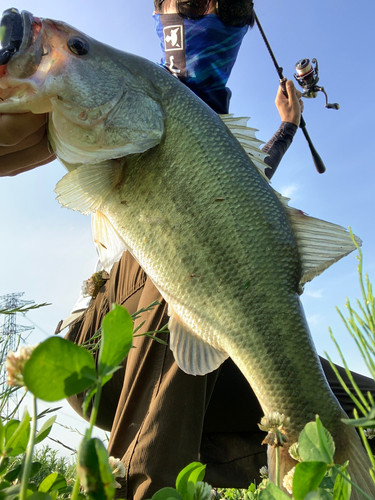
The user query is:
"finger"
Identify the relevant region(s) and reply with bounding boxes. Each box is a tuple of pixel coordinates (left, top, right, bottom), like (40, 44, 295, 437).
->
(0, 129, 55, 176)
(0, 124, 46, 156)
(285, 79, 296, 97)
(0, 113, 48, 146)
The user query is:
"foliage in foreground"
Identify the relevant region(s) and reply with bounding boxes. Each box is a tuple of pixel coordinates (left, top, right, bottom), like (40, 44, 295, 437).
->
(0, 234, 375, 499)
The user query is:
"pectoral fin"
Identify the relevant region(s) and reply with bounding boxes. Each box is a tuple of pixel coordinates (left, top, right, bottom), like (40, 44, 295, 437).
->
(168, 308, 228, 376)
(55, 161, 124, 214)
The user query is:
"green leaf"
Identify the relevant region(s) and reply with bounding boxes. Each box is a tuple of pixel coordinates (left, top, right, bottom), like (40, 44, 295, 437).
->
(176, 462, 206, 500)
(4, 411, 30, 456)
(341, 415, 375, 428)
(35, 416, 57, 444)
(82, 385, 98, 419)
(0, 457, 9, 476)
(316, 489, 334, 500)
(298, 419, 335, 464)
(5, 461, 43, 482)
(23, 337, 97, 401)
(193, 482, 212, 500)
(316, 417, 335, 464)
(0, 480, 11, 490)
(28, 493, 53, 500)
(344, 405, 375, 425)
(0, 419, 3, 454)
(30, 462, 43, 478)
(3, 464, 22, 482)
(98, 305, 133, 378)
(36, 407, 62, 420)
(77, 437, 115, 500)
(305, 493, 326, 500)
(293, 462, 328, 500)
(150, 487, 183, 500)
(258, 481, 290, 500)
(333, 463, 351, 500)
(38, 472, 67, 494)
(0, 484, 24, 500)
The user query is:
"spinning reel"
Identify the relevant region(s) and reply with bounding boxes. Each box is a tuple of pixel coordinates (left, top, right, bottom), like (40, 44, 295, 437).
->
(254, 10, 341, 174)
(294, 58, 339, 110)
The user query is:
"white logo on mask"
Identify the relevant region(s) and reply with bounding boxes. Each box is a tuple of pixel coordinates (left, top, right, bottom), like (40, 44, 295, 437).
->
(163, 25, 184, 51)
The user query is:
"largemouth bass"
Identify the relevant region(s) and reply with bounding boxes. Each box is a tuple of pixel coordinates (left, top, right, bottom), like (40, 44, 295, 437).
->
(0, 9, 373, 496)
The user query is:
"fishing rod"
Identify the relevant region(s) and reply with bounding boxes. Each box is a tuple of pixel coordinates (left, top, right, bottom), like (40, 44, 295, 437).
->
(254, 11, 339, 174)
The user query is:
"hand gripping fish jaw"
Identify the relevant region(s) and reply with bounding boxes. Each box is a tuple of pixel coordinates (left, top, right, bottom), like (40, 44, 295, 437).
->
(294, 58, 340, 110)
(0, 8, 24, 66)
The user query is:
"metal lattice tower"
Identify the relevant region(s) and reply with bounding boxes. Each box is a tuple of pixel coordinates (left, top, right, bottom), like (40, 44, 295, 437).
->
(0, 293, 34, 418)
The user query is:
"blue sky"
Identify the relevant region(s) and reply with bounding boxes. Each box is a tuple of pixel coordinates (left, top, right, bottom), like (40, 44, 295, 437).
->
(0, 0, 374, 452)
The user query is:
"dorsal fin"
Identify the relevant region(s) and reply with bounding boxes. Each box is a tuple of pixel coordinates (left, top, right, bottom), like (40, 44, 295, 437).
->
(219, 114, 270, 178)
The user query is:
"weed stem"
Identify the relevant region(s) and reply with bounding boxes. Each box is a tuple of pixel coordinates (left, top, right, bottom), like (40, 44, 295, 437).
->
(20, 396, 37, 500)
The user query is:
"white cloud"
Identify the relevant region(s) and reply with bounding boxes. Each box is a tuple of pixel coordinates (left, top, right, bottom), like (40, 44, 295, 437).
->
(306, 314, 322, 326)
(278, 184, 299, 200)
(305, 289, 324, 299)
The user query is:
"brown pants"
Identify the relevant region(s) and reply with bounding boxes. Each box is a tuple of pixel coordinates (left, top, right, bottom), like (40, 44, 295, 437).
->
(65, 251, 375, 500)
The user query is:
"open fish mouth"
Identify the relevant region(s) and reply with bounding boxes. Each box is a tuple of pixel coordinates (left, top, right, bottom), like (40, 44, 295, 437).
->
(0, 8, 43, 67)
(0, 8, 46, 103)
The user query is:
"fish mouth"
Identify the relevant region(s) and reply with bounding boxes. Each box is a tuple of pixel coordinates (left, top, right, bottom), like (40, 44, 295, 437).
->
(0, 9, 43, 67)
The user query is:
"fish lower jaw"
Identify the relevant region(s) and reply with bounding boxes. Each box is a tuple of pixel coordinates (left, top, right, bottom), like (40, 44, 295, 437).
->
(0, 79, 48, 113)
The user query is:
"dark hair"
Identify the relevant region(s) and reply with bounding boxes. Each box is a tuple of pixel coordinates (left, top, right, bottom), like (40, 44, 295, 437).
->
(217, 0, 255, 28)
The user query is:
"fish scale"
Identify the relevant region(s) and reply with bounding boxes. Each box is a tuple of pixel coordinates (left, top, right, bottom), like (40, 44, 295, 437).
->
(1, 10, 373, 495)
(98, 93, 335, 438)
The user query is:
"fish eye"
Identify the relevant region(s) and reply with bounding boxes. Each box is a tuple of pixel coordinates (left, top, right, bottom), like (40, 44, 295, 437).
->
(67, 37, 89, 56)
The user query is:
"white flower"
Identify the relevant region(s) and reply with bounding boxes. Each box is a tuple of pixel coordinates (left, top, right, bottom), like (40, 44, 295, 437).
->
(259, 465, 269, 479)
(108, 456, 126, 488)
(258, 412, 290, 447)
(82, 278, 96, 298)
(364, 428, 375, 440)
(5, 345, 37, 387)
(283, 467, 295, 494)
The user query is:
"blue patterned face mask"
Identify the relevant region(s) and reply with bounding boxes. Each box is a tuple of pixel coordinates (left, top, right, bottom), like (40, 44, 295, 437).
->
(154, 13, 248, 114)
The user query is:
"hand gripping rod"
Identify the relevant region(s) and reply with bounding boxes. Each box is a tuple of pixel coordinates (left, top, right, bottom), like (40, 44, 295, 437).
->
(254, 11, 326, 174)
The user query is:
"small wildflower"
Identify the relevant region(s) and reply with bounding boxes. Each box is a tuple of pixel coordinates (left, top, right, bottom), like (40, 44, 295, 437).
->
(109, 456, 126, 488)
(82, 278, 95, 298)
(259, 465, 269, 479)
(288, 442, 302, 462)
(5, 345, 37, 387)
(258, 412, 290, 447)
(364, 428, 375, 440)
(283, 467, 295, 495)
(82, 271, 109, 298)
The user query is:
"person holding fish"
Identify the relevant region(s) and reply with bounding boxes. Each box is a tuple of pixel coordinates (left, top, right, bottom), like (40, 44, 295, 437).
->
(1, 2, 375, 500)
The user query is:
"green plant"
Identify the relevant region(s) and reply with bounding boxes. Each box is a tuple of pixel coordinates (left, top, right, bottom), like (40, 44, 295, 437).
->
(1, 237, 375, 499)
(325, 231, 375, 484)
